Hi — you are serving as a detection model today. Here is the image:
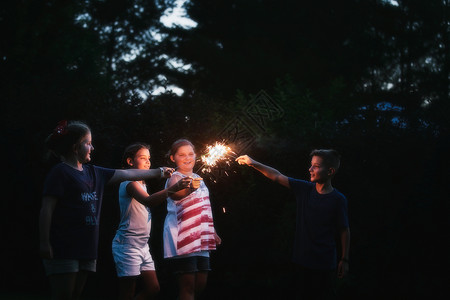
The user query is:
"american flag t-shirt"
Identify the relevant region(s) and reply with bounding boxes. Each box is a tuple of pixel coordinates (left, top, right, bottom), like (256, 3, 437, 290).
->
(175, 183, 216, 255)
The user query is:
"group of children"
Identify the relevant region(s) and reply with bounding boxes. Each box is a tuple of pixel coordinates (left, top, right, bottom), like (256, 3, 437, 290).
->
(39, 120, 350, 300)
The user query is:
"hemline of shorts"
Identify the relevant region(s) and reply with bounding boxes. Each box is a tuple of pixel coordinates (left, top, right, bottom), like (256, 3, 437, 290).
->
(42, 258, 97, 276)
(165, 255, 211, 275)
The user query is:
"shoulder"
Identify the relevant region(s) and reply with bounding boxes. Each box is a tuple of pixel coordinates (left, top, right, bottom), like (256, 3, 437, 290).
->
(170, 171, 185, 181)
(332, 188, 348, 204)
(45, 163, 70, 181)
(87, 164, 116, 178)
(47, 162, 67, 174)
(333, 188, 346, 199)
(88, 164, 115, 173)
(119, 180, 132, 189)
(166, 171, 184, 186)
(288, 177, 314, 189)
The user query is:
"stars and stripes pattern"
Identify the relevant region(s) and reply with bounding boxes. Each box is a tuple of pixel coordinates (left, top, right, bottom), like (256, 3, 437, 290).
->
(175, 191, 216, 255)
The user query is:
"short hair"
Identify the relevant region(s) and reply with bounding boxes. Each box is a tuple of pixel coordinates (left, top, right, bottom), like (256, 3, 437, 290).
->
(310, 149, 341, 171)
(121, 143, 151, 169)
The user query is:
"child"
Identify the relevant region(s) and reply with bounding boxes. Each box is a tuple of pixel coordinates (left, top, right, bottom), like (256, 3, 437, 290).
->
(163, 139, 221, 300)
(39, 120, 174, 300)
(112, 143, 192, 300)
(236, 150, 350, 300)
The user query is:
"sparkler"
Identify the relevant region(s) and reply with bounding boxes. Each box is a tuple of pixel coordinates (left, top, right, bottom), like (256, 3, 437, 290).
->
(195, 142, 237, 214)
(195, 142, 237, 174)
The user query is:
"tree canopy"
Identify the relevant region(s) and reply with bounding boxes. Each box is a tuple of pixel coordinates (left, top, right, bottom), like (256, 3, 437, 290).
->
(1, 0, 449, 298)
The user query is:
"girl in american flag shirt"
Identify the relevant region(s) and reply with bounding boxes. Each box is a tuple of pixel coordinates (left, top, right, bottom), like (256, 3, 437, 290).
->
(163, 139, 221, 300)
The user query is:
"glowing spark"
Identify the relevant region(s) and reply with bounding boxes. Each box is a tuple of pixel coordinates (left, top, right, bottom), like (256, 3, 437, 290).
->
(196, 142, 236, 174)
(202, 142, 231, 166)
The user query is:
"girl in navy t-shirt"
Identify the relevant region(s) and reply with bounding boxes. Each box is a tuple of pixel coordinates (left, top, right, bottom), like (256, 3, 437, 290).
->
(39, 120, 174, 300)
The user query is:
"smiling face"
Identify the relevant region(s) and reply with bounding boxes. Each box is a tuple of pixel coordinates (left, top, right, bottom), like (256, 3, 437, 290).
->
(74, 132, 94, 163)
(308, 155, 332, 183)
(171, 144, 196, 173)
(127, 148, 151, 170)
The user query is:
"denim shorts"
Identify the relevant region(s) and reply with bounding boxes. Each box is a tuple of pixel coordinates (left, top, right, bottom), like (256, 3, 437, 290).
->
(166, 255, 211, 274)
(42, 258, 97, 276)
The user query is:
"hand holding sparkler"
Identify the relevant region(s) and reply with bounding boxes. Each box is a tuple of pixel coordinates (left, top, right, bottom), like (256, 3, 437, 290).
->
(235, 155, 255, 166)
(190, 177, 203, 189)
(168, 177, 193, 194)
(160, 167, 175, 178)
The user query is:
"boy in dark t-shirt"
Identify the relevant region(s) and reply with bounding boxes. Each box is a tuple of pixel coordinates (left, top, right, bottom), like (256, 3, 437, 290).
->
(236, 149, 350, 299)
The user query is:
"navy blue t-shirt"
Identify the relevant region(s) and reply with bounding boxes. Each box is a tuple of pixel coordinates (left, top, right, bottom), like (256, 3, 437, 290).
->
(289, 178, 349, 270)
(43, 163, 115, 259)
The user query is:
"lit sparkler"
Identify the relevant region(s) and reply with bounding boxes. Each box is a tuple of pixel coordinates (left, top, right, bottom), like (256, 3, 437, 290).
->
(196, 142, 236, 174)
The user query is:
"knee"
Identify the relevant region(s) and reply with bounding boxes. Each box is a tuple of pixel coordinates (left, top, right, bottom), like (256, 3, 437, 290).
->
(180, 281, 195, 296)
(148, 282, 160, 295)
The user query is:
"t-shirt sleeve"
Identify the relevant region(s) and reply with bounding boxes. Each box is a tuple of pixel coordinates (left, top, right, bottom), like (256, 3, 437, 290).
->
(43, 166, 65, 198)
(288, 177, 312, 191)
(337, 194, 349, 228)
(94, 165, 115, 185)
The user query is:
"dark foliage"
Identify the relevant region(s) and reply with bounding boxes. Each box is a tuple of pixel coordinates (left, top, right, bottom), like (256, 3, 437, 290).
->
(1, 0, 449, 299)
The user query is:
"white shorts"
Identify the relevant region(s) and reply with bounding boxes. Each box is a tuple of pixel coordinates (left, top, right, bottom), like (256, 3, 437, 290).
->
(112, 241, 155, 277)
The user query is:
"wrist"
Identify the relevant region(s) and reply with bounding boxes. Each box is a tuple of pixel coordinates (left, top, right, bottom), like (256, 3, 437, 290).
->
(159, 167, 164, 178)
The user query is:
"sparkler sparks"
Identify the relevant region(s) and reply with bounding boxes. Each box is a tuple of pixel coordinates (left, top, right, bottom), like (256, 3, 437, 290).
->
(196, 142, 236, 174)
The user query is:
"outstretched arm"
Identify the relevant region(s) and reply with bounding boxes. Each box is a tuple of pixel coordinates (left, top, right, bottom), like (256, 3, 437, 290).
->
(127, 177, 192, 208)
(236, 155, 290, 188)
(108, 167, 174, 184)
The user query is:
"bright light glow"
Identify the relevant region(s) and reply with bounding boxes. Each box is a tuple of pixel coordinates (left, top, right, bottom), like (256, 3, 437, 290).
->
(382, 82, 394, 90)
(151, 85, 185, 96)
(382, 0, 399, 6)
(160, 0, 197, 28)
(197, 142, 236, 173)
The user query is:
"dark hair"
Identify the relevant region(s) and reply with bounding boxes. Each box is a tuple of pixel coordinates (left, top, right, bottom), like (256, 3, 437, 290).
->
(45, 120, 91, 160)
(167, 139, 195, 159)
(122, 143, 151, 168)
(310, 149, 341, 171)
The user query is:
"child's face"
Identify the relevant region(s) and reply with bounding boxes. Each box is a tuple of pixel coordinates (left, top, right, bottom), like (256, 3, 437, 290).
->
(309, 156, 331, 183)
(128, 148, 151, 170)
(171, 145, 196, 172)
(75, 132, 94, 163)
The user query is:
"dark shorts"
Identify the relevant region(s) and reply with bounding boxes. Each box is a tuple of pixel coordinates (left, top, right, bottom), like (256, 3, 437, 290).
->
(42, 259, 97, 276)
(166, 256, 211, 274)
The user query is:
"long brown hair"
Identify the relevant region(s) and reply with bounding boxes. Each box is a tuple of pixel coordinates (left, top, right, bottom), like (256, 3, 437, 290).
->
(121, 143, 151, 169)
(45, 120, 91, 160)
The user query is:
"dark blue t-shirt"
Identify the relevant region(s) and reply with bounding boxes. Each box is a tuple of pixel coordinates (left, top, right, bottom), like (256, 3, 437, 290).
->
(43, 163, 115, 259)
(289, 178, 349, 270)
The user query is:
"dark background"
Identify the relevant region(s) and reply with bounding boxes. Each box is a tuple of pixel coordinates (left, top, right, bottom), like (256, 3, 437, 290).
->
(1, 0, 449, 299)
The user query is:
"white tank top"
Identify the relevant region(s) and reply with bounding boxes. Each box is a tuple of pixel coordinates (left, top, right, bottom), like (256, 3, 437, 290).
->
(113, 181, 151, 248)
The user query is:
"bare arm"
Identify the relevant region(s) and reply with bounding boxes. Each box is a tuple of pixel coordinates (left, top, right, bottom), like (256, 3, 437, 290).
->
(337, 227, 350, 278)
(108, 167, 174, 184)
(166, 175, 202, 201)
(126, 177, 192, 208)
(39, 196, 58, 259)
(236, 155, 290, 188)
